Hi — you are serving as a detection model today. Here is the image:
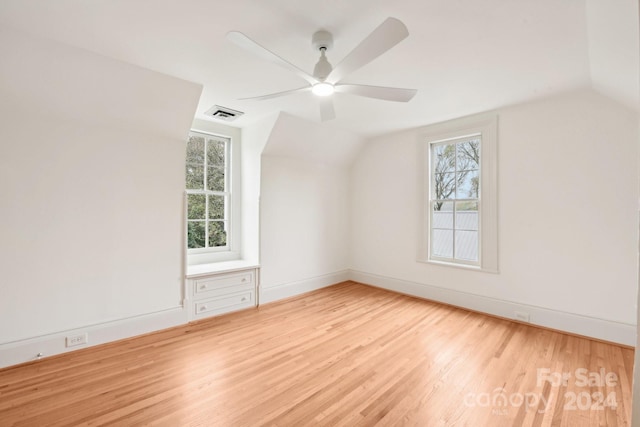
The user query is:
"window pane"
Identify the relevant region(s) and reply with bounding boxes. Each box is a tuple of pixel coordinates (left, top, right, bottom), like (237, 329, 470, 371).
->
(456, 169, 479, 199)
(456, 139, 480, 171)
(434, 173, 456, 199)
(432, 201, 453, 229)
(187, 221, 206, 249)
(208, 221, 227, 247)
(187, 194, 206, 220)
(455, 230, 478, 261)
(432, 229, 453, 258)
(433, 144, 455, 173)
(207, 139, 226, 168)
(207, 167, 225, 192)
(186, 163, 204, 190)
(186, 136, 205, 164)
(455, 201, 478, 230)
(208, 195, 225, 220)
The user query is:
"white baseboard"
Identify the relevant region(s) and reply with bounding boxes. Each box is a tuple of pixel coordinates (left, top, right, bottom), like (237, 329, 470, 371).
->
(0, 306, 188, 369)
(260, 270, 350, 304)
(349, 270, 636, 347)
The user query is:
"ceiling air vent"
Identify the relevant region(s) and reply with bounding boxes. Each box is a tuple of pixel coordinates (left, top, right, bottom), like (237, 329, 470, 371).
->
(204, 105, 244, 122)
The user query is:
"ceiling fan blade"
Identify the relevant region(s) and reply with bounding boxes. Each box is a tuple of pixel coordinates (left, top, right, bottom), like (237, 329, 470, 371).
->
(319, 97, 336, 121)
(326, 17, 409, 84)
(335, 84, 417, 102)
(227, 31, 318, 86)
(239, 86, 310, 101)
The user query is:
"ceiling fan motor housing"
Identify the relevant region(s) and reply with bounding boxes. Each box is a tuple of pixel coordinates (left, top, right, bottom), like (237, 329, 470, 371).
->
(312, 30, 333, 51)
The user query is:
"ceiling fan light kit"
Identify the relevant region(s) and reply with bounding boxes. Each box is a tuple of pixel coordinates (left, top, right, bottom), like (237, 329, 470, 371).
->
(227, 17, 417, 121)
(312, 82, 334, 97)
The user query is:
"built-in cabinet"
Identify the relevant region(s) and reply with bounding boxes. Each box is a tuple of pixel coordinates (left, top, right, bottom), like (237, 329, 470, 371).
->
(186, 262, 259, 321)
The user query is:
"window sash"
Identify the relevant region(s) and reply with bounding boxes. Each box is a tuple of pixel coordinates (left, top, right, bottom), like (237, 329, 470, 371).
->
(429, 136, 481, 266)
(429, 200, 481, 266)
(186, 131, 231, 253)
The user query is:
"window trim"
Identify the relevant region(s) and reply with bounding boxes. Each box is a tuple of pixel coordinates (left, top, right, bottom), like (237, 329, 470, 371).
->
(186, 129, 241, 265)
(418, 113, 498, 273)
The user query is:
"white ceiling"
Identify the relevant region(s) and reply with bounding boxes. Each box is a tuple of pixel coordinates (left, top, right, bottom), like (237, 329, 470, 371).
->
(0, 0, 637, 137)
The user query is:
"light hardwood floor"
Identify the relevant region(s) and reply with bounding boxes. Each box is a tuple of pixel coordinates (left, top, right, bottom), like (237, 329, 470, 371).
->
(0, 282, 634, 426)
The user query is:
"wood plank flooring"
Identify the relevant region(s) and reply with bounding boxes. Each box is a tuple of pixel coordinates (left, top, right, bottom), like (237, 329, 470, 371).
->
(0, 281, 634, 426)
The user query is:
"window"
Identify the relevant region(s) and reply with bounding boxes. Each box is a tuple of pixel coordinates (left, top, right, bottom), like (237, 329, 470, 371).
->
(430, 136, 481, 264)
(420, 114, 498, 272)
(186, 131, 230, 253)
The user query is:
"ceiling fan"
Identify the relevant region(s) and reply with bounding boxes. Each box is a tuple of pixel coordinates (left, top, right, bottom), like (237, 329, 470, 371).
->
(226, 17, 417, 122)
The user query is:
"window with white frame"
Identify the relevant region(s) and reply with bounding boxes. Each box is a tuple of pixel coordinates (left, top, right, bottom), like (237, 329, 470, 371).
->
(430, 136, 481, 264)
(186, 131, 230, 252)
(421, 114, 498, 272)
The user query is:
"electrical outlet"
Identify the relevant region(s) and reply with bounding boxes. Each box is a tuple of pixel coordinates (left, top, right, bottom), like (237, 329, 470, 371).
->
(66, 333, 88, 347)
(514, 311, 530, 323)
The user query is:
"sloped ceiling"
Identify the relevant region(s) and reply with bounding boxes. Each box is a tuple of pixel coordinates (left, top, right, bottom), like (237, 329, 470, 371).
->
(586, 0, 639, 111)
(263, 112, 365, 166)
(0, 27, 202, 141)
(0, 0, 637, 138)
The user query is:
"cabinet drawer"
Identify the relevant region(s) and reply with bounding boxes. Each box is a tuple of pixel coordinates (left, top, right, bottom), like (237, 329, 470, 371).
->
(193, 270, 254, 297)
(194, 290, 255, 318)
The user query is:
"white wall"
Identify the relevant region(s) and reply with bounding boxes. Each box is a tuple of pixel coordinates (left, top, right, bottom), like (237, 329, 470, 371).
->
(350, 88, 639, 344)
(632, 54, 640, 419)
(240, 114, 279, 265)
(633, 112, 640, 425)
(259, 114, 363, 302)
(0, 28, 201, 347)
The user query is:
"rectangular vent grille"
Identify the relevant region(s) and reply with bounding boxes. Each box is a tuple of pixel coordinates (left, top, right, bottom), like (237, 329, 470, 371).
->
(205, 105, 244, 122)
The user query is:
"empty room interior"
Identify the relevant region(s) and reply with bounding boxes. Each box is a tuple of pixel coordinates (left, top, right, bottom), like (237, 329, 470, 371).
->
(1, 0, 639, 425)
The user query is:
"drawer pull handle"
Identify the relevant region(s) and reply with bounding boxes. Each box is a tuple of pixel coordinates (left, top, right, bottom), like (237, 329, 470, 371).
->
(199, 305, 207, 311)
(199, 285, 206, 290)
(241, 297, 247, 301)
(241, 278, 247, 282)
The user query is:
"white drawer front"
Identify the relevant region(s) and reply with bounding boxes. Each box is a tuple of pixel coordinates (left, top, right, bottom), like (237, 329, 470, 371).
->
(194, 290, 255, 318)
(193, 271, 254, 297)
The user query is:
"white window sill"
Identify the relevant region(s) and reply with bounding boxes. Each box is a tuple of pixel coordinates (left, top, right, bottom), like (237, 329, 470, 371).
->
(417, 258, 499, 274)
(186, 260, 260, 279)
